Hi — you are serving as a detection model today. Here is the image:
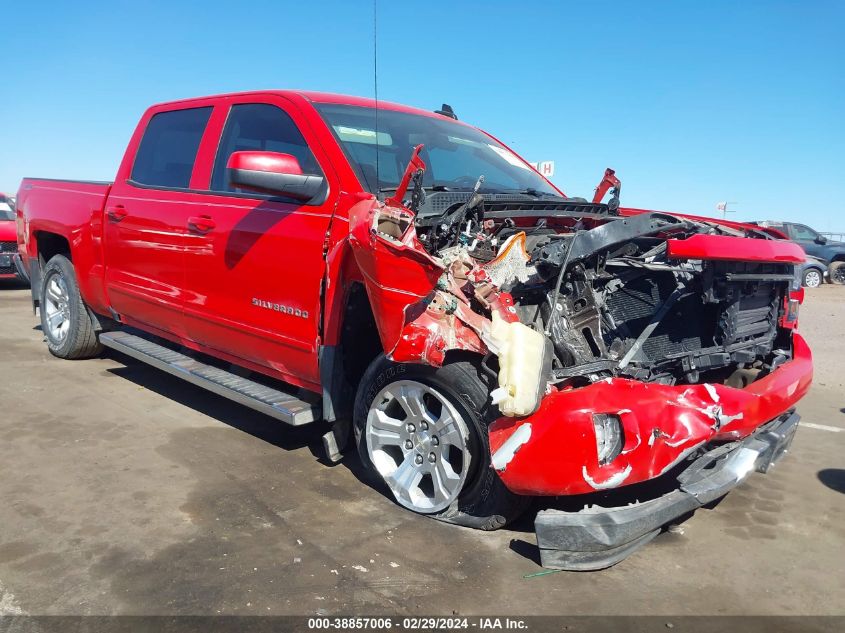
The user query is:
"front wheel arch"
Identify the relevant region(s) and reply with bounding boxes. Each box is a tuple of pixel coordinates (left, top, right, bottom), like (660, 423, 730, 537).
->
(353, 355, 530, 530)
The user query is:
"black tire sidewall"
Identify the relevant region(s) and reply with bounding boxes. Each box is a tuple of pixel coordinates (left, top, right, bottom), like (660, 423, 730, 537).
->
(40, 255, 85, 357)
(829, 262, 845, 285)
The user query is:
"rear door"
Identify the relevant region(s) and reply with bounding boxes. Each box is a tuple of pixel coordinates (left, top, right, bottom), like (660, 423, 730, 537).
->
(104, 105, 213, 338)
(182, 96, 338, 388)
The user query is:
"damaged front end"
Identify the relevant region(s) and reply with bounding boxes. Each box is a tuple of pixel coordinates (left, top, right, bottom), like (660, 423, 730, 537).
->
(349, 151, 811, 567)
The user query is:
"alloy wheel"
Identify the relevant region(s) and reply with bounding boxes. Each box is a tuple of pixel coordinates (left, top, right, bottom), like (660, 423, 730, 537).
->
(804, 270, 822, 288)
(365, 380, 471, 513)
(43, 272, 71, 343)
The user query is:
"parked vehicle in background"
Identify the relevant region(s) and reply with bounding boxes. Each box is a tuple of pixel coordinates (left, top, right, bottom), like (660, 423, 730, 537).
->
(751, 221, 845, 284)
(15, 90, 812, 570)
(799, 257, 827, 288)
(0, 193, 27, 283)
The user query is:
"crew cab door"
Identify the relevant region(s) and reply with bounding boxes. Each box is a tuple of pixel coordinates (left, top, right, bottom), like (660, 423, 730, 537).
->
(104, 105, 213, 338)
(182, 97, 337, 389)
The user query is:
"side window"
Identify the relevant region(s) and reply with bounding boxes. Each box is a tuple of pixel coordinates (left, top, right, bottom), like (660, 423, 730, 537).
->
(790, 224, 819, 241)
(131, 107, 212, 188)
(210, 103, 323, 193)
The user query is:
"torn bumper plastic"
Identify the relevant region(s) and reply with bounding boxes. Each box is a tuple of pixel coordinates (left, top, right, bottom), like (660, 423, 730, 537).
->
(488, 333, 812, 497)
(534, 409, 800, 570)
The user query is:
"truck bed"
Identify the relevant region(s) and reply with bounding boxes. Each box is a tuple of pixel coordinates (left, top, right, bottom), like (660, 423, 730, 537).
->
(17, 177, 113, 311)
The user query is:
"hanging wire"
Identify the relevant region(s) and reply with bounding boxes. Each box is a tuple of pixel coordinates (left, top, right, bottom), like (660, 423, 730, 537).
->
(373, 0, 380, 193)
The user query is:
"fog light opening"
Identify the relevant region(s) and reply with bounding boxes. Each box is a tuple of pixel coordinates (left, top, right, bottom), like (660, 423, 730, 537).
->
(593, 413, 624, 465)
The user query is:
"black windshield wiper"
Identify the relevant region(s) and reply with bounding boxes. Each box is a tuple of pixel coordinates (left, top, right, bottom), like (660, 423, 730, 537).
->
(499, 188, 562, 198)
(378, 185, 475, 193)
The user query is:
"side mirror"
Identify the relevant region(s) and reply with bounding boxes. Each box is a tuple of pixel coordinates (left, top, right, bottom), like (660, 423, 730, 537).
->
(815, 235, 827, 245)
(227, 151, 324, 202)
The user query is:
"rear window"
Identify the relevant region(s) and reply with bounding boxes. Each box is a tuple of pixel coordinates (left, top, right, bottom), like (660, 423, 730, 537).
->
(131, 107, 212, 188)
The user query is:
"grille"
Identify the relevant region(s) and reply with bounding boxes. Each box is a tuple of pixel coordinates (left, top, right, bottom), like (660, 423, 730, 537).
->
(718, 291, 777, 344)
(605, 272, 678, 333)
(0, 241, 16, 254)
(0, 265, 15, 275)
(643, 294, 713, 358)
(604, 270, 779, 363)
(606, 273, 713, 359)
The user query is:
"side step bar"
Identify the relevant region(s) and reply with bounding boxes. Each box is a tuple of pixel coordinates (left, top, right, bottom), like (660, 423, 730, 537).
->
(99, 331, 321, 426)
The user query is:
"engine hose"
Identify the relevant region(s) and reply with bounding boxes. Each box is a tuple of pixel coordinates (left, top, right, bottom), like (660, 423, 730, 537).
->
(543, 231, 581, 337)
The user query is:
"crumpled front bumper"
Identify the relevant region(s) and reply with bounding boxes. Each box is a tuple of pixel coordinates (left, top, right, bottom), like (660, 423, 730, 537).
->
(534, 410, 800, 570)
(487, 333, 812, 497)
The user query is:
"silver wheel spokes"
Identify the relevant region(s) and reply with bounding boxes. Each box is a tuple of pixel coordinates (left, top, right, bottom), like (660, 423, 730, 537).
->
(44, 274, 71, 342)
(805, 271, 821, 287)
(366, 380, 470, 513)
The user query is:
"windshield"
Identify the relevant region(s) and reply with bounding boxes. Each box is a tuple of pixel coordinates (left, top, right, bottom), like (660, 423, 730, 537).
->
(0, 202, 14, 221)
(315, 104, 561, 198)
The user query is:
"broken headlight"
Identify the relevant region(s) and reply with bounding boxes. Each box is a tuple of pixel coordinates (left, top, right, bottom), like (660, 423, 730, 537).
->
(592, 413, 624, 465)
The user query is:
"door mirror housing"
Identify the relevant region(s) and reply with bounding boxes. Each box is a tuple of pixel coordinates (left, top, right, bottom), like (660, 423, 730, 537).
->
(227, 151, 324, 202)
(815, 235, 827, 245)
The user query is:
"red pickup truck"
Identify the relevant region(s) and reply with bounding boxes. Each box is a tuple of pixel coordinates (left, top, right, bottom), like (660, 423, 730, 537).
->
(16, 91, 812, 570)
(1, 193, 25, 282)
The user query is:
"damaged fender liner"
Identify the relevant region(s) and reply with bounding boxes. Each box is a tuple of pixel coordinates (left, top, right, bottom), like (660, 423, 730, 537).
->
(488, 333, 812, 497)
(535, 410, 800, 570)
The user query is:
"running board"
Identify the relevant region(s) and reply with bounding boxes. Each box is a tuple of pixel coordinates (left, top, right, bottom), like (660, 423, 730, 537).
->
(99, 331, 321, 426)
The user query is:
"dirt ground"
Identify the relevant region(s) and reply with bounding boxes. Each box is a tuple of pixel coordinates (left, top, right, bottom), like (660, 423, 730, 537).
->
(0, 279, 843, 616)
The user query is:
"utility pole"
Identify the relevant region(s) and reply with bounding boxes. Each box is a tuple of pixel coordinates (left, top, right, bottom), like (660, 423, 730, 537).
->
(716, 201, 738, 219)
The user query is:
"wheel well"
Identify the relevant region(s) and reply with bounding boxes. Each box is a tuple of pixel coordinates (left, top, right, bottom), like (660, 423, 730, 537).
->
(339, 283, 382, 389)
(830, 255, 845, 263)
(35, 231, 71, 264)
(319, 283, 383, 423)
(29, 232, 71, 310)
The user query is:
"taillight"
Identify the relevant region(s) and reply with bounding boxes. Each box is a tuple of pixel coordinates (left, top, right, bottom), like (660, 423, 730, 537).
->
(780, 287, 804, 329)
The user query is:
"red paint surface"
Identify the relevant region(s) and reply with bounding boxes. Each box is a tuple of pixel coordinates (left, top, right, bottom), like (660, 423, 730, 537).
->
(488, 333, 813, 496)
(592, 168, 620, 204)
(0, 220, 15, 242)
(667, 234, 806, 263)
(227, 150, 304, 175)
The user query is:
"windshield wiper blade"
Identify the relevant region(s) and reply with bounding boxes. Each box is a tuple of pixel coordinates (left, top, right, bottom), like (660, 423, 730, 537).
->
(378, 185, 474, 193)
(500, 187, 561, 198)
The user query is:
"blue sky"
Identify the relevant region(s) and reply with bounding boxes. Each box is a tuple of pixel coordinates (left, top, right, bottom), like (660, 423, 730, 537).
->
(2, 0, 843, 229)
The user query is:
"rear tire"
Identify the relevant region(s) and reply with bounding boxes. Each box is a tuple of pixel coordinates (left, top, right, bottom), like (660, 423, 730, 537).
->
(829, 261, 845, 285)
(353, 355, 530, 530)
(40, 254, 103, 359)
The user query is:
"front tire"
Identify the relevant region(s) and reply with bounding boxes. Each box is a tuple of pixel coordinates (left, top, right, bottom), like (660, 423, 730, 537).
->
(353, 355, 529, 530)
(802, 268, 823, 288)
(40, 254, 103, 359)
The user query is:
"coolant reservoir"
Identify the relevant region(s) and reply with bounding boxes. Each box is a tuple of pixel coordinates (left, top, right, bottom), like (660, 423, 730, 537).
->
(490, 312, 546, 417)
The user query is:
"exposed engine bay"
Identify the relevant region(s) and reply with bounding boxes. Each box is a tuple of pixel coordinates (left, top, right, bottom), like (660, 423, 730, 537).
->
(356, 148, 796, 418)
